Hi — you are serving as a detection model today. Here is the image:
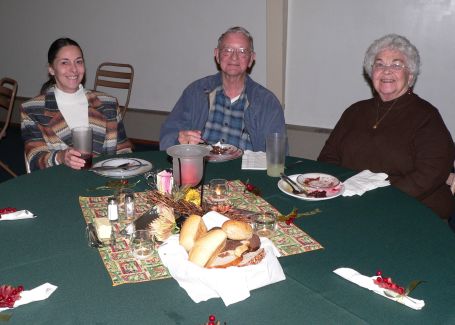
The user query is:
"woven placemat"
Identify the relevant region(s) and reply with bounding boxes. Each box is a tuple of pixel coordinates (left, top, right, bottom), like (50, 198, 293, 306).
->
(79, 180, 323, 286)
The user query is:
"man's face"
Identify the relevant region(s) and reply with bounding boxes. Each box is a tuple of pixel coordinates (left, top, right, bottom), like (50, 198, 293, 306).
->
(215, 32, 255, 78)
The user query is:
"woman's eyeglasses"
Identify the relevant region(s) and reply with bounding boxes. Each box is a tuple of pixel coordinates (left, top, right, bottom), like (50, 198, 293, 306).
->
(372, 62, 407, 72)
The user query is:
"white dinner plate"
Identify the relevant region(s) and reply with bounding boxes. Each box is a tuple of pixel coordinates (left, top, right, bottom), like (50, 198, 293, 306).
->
(91, 158, 153, 179)
(278, 174, 344, 201)
(206, 144, 243, 163)
(296, 173, 340, 190)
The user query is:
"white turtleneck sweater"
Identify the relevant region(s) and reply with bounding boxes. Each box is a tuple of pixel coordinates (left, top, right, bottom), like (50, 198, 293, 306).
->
(54, 84, 89, 129)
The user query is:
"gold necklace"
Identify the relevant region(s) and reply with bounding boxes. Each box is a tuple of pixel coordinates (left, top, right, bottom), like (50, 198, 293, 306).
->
(372, 98, 399, 129)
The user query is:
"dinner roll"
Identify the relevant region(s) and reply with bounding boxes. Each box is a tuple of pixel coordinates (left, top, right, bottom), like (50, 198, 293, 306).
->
(221, 220, 253, 240)
(188, 229, 227, 267)
(179, 215, 207, 252)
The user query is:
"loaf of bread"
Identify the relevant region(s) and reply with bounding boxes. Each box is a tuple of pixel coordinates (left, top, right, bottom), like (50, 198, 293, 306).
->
(221, 220, 253, 240)
(188, 229, 227, 267)
(179, 214, 207, 252)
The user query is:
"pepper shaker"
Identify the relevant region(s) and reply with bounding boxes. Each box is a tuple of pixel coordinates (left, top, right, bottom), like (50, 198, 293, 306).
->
(124, 192, 135, 221)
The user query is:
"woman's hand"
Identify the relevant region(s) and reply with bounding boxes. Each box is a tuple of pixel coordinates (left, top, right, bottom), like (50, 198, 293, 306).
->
(178, 130, 202, 144)
(59, 148, 87, 170)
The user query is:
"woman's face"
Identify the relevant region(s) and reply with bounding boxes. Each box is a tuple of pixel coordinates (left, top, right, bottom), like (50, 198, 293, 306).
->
(371, 49, 413, 101)
(48, 45, 85, 93)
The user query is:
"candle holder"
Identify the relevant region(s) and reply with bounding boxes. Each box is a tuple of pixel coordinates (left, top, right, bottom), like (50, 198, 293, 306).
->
(209, 179, 228, 203)
(166, 145, 210, 187)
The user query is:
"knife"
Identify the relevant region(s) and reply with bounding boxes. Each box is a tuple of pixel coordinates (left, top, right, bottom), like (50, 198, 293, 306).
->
(280, 172, 308, 194)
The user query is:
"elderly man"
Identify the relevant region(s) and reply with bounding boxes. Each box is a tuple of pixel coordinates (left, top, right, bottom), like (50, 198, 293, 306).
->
(159, 26, 286, 151)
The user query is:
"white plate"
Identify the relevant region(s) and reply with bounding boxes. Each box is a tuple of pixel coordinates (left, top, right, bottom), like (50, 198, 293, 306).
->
(92, 158, 153, 179)
(278, 174, 344, 201)
(296, 173, 340, 190)
(206, 144, 243, 163)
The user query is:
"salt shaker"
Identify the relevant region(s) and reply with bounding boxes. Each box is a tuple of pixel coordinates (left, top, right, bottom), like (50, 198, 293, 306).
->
(124, 192, 135, 221)
(107, 197, 119, 222)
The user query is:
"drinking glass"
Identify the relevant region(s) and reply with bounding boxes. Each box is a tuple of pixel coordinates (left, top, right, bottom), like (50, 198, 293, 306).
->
(209, 179, 228, 202)
(130, 230, 154, 260)
(266, 133, 287, 177)
(71, 126, 93, 169)
(253, 213, 277, 238)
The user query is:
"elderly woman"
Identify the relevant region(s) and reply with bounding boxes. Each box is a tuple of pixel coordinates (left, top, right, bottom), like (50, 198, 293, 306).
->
(21, 38, 132, 171)
(318, 34, 455, 220)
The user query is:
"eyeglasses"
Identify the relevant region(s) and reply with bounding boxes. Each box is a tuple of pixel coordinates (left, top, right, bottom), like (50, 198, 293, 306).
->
(219, 47, 252, 58)
(372, 62, 407, 72)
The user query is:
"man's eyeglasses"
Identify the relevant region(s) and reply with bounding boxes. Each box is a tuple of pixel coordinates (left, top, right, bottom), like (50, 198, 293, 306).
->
(372, 62, 407, 72)
(219, 47, 252, 58)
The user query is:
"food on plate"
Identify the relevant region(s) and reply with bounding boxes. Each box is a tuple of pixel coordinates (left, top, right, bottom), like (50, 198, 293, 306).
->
(210, 145, 228, 155)
(221, 220, 253, 240)
(181, 218, 265, 268)
(209, 245, 264, 268)
(188, 229, 227, 267)
(238, 248, 266, 267)
(209, 141, 228, 155)
(207, 233, 261, 268)
(307, 190, 327, 198)
(179, 214, 207, 252)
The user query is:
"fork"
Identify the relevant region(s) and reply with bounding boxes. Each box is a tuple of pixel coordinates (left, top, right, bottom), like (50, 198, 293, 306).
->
(280, 173, 308, 195)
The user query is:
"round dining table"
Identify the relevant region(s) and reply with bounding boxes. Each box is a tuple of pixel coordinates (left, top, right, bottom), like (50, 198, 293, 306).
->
(0, 151, 454, 324)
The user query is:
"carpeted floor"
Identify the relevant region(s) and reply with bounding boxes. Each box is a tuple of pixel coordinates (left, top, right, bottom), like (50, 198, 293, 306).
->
(0, 124, 159, 183)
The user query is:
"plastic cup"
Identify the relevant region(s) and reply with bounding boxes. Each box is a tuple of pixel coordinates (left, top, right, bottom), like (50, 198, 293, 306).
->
(266, 133, 287, 177)
(71, 126, 93, 169)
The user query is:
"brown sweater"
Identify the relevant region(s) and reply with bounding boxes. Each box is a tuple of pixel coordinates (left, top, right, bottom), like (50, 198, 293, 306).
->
(318, 92, 455, 219)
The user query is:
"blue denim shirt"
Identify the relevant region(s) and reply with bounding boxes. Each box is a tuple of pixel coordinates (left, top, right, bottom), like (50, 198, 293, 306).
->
(159, 73, 286, 151)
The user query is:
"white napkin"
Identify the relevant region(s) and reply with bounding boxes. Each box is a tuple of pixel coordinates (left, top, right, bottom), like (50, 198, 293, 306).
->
(333, 268, 425, 310)
(158, 211, 286, 306)
(0, 210, 36, 221)
(241, 150, 267, 170)
(0, 283, 58, 312)
(342, 170, 390, 196)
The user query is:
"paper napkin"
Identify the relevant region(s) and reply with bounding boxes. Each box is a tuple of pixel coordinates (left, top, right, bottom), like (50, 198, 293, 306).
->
(0, 283, 58, 312)
(241, 150, 267, 170)
(158, 211, 285, 306)
(0, 210, 36, 221)
(333, 268, 425, 310)
(342, 170, 390, 196)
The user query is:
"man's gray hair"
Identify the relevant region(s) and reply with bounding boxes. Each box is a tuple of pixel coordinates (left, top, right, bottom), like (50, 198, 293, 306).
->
(217, 26, 254, 51)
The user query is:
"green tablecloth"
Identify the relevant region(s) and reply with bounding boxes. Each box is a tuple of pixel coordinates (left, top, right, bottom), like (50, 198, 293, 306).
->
(0, 151, 454, 324)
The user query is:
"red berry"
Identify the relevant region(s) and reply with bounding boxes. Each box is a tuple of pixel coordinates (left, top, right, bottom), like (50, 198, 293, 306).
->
(376, 277, 383, 283)
(246, 184, 255, 191)
(209, 315, 216, 321)
(398, 287, 405, 295)
(6, 297, 13, 303)
(376, 270, 382, 276)
(17, 285, 24, 292)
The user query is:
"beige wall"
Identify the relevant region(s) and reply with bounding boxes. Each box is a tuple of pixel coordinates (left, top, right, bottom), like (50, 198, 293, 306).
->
(7, 2, 331, 161)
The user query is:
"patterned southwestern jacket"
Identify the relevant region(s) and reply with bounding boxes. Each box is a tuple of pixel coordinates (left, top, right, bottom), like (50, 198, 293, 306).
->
(21, 87, 132, 171)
